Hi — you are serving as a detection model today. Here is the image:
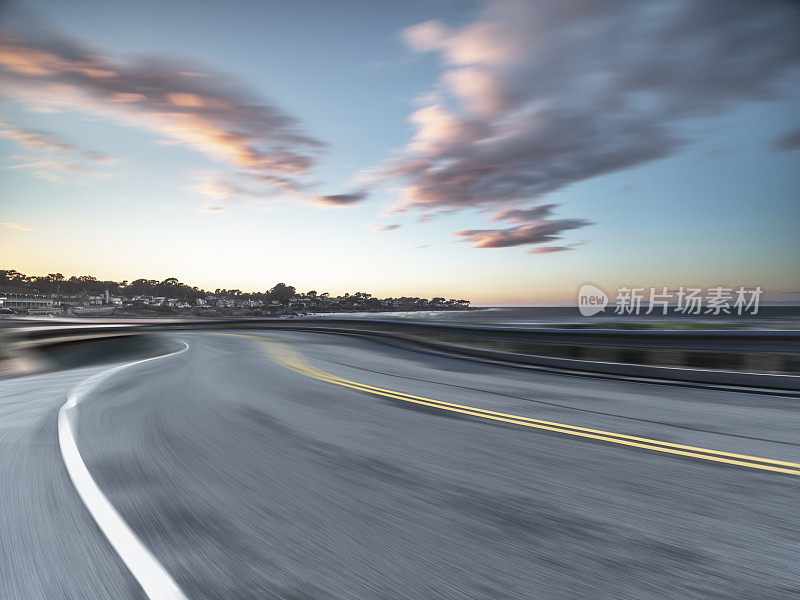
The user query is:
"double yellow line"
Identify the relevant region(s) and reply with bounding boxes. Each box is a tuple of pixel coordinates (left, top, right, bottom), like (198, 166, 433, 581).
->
(229, 333, 800, 476)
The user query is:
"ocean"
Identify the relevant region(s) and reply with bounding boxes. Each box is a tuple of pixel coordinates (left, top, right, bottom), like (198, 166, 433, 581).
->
(307, 305, 800, 329)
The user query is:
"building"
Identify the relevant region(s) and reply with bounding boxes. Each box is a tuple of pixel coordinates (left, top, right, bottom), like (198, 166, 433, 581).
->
(0, 286, 55, 311)
(102, 290, 123, 306)
(56, 292, 104, 307)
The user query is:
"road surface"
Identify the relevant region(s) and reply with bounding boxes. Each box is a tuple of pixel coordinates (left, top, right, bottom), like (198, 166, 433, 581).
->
(2, 330, 799, 599)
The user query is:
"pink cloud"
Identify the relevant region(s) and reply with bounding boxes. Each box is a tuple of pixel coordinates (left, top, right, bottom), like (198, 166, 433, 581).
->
(0, 22, 326, 199)
(365, 223, 401, 233)
(2, 221, 34, 231)
(528, 243, 584, 255)
(454, 218, 591, 249)
(0, 117, 116, 182)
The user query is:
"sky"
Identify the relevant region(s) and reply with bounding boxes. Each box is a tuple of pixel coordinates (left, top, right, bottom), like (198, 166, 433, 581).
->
(1, 0, 798, 305)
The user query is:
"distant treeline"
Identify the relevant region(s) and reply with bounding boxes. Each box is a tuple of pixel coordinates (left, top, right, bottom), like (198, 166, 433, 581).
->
(0, 269, 470, 309)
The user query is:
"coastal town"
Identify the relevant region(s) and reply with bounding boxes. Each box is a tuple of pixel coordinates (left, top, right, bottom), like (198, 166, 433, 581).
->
(0, 270, 470, 317)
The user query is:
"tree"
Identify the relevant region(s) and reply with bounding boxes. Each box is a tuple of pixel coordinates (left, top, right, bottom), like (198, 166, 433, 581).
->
(125, 279, 159, 296)
(269, 283, 296, 305)
(0, 268, 472, 313)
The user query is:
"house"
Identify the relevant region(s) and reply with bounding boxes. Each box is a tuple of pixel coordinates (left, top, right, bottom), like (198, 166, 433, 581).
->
(103, 291, 123, 306)
(56, 292, 103, 306)
(0, 286, 54, 311)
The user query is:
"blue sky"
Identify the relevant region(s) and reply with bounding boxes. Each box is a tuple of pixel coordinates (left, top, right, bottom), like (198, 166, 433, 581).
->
(1, 0, 798, 304)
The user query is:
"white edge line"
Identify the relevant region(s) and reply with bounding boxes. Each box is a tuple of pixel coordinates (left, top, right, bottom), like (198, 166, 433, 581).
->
(58, 341, 190, 600)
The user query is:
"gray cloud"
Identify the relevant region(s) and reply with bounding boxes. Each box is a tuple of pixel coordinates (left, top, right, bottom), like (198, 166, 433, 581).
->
(381, 0, 800, 250)
(771, 127, 800, 152)
(492, 203, 557, 223)
(313, 191, 367, 208)
(618, 182, 642, 193)
(529, 243, 584, 255)
(454, 218, 591, 249)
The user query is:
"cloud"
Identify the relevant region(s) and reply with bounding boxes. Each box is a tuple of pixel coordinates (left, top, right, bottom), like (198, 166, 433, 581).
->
(771, 127, 800, 152)
(454, 218, 591, 249)
(618, 182, 641, 193)
(0, 17, 326, 198)
(313, 191, 367, 208)
(492, 203, 557, 223)
(475, 202, 591, 252)
(1, 221, 34, 231)
(0, 117, 116, 181)
(528, 243, 584, 255)
(365, 223, 401, 233)
(403, 21, 450, 53)
(4, 155, 97, 183)
(0, 118, 71, 152)
(191, 171, 305, 212)
(191, 175, 256, 209)
(374, 0, 800, 250)
(0, 117, 112, 161)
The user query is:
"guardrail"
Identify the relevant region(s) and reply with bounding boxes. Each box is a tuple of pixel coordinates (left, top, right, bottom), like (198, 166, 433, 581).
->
(3, 319, 799, 393)
(0, 326, 158, 378)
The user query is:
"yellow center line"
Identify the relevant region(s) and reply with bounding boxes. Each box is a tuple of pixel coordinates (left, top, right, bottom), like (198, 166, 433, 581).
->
(223, 333, 800, 476)
(301, 362, 800, 467)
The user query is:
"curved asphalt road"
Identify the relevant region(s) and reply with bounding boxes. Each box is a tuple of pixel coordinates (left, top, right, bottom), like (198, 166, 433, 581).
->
(2, 330, 800, 599)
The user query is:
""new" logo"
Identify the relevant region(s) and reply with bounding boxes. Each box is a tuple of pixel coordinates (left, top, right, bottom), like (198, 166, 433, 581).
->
(577, 284, 608, 316)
